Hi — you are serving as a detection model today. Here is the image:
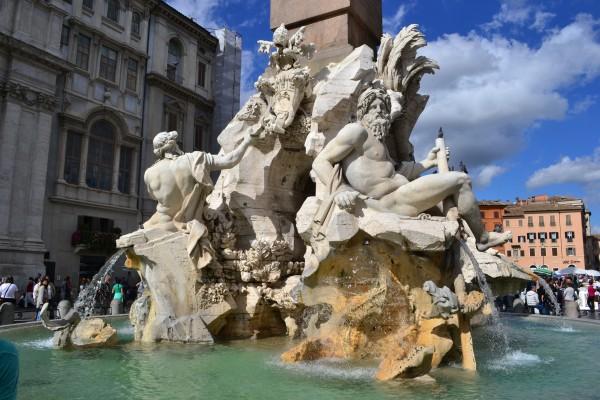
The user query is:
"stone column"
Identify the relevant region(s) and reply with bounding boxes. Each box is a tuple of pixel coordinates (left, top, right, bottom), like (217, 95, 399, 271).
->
(0, 101, 22, 237)
(79, 135, 89, 186)
(56, 128, 68, 183)
(112, 144, 121, 192)
(25, 111, 53, 242)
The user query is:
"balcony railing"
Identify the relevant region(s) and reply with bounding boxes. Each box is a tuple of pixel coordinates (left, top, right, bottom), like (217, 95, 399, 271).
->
(71, 230, 120, 252)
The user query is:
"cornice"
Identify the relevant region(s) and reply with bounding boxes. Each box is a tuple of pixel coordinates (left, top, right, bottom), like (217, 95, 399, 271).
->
(146, 72, 214, 109)
(0, 32, 72, 73)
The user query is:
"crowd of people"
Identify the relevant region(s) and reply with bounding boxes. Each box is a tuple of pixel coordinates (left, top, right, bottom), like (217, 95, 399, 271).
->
(495, 276, 600, 317)
(0, 272, 142, 321)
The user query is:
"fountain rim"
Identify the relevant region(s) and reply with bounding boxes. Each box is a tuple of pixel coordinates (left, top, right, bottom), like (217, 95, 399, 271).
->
(0, 314, 129, 333)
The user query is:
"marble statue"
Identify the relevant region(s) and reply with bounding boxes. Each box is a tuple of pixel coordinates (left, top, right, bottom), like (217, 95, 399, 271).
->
(144, 130, 255, 231)
(111, 21, 532, 381)
(422, 281, 459, 319)
(312, 85, 512, 252)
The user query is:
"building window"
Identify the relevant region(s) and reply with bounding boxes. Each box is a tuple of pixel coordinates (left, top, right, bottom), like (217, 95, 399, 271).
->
(566, 215, 572, 226)
(518, 235, 526, 243)
(550, 215, 556, 226)
(505, 220, 510, 227)
(75, 34, 91, 70)
(61, 25, 70, 47)
(518, 219, 523, 227)
(566, 247, 576, 256)
(493, 211, 500, 219)
(118, 147, 132, 193)
(527, 233, 536, 243)
(529, 248, 535, 257)
(538, 232, 547, 243)
(83, 0, 94, 10)
(541, 248, 546, 257)
(550, 232, 559, 243)
(167, 39, 182, 82)
(86, 120, 115, 190)
(99, 46, 118, 81)
(480, 212, 485, 219)
(64, 132, 82, 184)
(197, 61, 207, 87)
(126, 58, 138, 91)
(565, 231, 575, 243)
(520, 250, 525, 257)
(507, 250, 512, 257)
(527, 216, 533, 227)
(131, 11, 141, 36)
(106, 0, 120, 23)
(551, 248, 558, 256)
(194, 124, 203, 151)
(538, 216, 544, 227)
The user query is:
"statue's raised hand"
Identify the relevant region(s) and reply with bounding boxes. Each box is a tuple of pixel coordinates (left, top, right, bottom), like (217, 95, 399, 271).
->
(334, 190, 360, 210)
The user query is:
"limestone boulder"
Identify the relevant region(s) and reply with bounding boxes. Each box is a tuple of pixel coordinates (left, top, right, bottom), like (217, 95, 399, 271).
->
(70, 319, 118, 348)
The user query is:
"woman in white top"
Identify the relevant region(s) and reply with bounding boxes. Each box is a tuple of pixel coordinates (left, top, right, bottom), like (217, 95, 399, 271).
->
(0, 277, 19, 304)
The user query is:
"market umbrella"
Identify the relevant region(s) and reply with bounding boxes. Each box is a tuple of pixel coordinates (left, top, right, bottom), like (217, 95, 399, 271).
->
(584, 269, 600, 277)
(556, 266, 577, 276)
(532, 267, 553, 277)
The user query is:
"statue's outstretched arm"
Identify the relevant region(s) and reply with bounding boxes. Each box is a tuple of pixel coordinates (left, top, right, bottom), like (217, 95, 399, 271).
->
(211, 134, 253, 171)
(312, 124, 365, 186)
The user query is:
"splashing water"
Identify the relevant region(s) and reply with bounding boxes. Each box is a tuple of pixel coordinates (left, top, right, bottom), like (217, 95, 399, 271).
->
(487, 350, 548, 371)
(537, 277, 561, 315)
(458, 240, 510, 352)
(74, 249, 126, 317)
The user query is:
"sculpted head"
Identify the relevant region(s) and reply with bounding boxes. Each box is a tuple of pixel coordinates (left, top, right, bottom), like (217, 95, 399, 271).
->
(357, 87, 392, 141)
(153, 131, 183, 159)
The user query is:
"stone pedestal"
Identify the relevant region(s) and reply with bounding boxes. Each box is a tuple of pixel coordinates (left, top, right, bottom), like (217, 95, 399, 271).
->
(270, 0, 382, 67)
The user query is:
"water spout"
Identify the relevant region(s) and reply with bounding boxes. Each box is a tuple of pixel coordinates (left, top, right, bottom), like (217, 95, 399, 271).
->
(74, 249, 126, 317)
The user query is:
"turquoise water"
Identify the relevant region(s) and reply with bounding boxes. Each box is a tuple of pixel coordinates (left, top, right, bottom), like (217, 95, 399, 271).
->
(2, 316, 599, 400)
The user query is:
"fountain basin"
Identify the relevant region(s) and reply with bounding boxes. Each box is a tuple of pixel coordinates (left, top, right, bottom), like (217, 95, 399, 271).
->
(2, 315, 598, 399)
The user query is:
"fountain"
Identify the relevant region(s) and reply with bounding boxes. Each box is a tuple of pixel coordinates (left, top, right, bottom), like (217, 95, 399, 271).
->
(6, 14, 577, 398)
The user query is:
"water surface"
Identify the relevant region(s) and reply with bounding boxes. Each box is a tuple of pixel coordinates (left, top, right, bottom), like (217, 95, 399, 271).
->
(3, 316, 597, 400)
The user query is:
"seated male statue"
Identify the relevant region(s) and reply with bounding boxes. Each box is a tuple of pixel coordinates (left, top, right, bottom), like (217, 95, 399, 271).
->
(144, 130, 254, 232)
(312, 86, 511, 252)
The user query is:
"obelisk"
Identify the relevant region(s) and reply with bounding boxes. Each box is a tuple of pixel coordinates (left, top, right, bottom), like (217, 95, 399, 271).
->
(270, 0, 382, 67)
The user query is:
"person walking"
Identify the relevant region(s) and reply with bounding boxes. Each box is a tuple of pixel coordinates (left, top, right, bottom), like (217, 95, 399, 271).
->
(526, 285, 540, 314)
(0, 277, 19, 304)
(24, 278, 35, 308)
(587, 279, 596, 313)
(62, 276, 73, 302)
(563, 281, 579, 318)
(111, 278, 125, 315)
(35, 278, 50, 321)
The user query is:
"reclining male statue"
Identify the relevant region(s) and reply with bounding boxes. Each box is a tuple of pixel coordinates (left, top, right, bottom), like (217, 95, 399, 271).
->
(312, 86, 511, 252)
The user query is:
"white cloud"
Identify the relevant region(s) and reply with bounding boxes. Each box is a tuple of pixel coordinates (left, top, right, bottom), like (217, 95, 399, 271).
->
(571, 95, 597, 114)
(483, 0, 533, 31)
(474, 165, 507, 187)
(411, 14, 600, 168)
(530, 11, 556, 32)
(166, 0, 223, 29)
(526, 147, 600, 188)
(239, 49, 258, 107)
(383, 5, 408, 34)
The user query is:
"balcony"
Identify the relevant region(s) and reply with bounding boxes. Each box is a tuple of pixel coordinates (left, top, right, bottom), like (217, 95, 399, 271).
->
(71, 229, 121, 254)
(166, 66, 183, 85)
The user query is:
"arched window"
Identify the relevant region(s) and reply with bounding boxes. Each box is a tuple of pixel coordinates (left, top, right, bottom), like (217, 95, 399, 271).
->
(167, 39, 183, 82)
(86, 120, 115, 190)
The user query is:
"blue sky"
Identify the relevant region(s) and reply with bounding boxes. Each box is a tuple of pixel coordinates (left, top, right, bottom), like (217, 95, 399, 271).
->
(167, 0, 600, 232)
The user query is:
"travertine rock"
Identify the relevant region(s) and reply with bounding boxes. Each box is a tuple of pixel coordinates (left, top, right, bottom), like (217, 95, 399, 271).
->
(70, 318, 118, 348)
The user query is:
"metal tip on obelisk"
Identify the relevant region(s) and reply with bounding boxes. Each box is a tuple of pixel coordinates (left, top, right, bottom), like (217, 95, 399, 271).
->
(437, 127, 444, 138)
